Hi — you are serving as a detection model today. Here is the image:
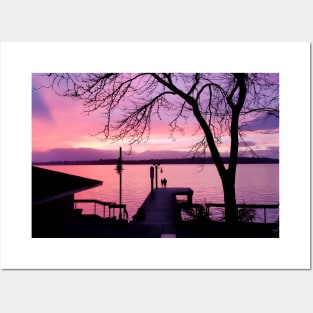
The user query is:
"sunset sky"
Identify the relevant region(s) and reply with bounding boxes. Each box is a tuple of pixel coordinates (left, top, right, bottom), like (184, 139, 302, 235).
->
(32, 73, 279, 163)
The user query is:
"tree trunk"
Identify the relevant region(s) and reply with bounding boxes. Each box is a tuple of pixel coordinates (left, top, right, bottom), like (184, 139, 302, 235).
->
(222, 172, 238, 225)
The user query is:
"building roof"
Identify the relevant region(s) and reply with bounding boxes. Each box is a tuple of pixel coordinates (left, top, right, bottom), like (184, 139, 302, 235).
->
(32, 166, 103, 206)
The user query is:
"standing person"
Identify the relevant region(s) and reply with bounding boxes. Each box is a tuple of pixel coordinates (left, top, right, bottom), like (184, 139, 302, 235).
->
(161, 178, 164, 187)
(164, 178, 167, 188)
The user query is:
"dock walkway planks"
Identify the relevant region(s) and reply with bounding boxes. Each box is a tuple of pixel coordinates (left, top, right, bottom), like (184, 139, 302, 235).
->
(131, 187, 193, 236)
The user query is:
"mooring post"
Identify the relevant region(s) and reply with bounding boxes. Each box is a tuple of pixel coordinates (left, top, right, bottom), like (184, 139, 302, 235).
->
(153, 163, 160, 189)
(150, 166, 154, 199)
(187, 190, 193, 207)
(115, 147, 123, 219)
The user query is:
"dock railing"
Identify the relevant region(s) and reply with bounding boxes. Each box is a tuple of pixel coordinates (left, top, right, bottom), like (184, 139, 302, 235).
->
(74, 199, 128, 221)
(206, 203, 279, 223)
(179, 202, 279, 224)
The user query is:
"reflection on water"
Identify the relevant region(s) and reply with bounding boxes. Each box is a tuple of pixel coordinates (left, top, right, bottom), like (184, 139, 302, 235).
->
(38, 164, 279, 221)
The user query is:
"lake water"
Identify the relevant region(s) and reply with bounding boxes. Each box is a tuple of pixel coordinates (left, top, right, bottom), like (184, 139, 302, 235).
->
(38, 163, 279, 222)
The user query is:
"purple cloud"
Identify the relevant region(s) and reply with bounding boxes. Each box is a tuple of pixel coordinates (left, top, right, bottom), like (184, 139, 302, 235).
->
(240, 114, 279, 132)
(32, 88, 53, 121)
(32, 148, 192, 163)
(238, 141, 256, 147)
(32, 148, 119, 163)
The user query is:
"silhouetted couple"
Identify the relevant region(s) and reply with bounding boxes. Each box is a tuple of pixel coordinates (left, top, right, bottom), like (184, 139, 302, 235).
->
(161, 178, 167, 188)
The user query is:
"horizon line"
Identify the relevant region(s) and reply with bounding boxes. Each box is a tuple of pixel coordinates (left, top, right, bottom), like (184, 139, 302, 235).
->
(32, 156, 279, 165)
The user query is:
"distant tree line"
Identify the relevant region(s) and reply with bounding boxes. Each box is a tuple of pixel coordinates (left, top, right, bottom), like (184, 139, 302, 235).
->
(32, 156, 279, 166)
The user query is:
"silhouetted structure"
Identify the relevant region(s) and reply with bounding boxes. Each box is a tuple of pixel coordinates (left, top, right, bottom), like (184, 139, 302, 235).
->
(32, 166, 102, 237)
(32, 166, 278, 238)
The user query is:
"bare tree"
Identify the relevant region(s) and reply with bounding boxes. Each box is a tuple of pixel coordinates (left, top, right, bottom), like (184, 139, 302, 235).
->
(39, 73, 279, 225)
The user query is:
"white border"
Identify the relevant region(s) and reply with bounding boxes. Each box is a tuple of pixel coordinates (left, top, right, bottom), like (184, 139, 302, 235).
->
(0, 42, 310, 269)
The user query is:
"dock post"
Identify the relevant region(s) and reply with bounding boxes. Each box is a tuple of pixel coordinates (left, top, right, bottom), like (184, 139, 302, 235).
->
(150, 166, 154, 199)
(153, 163, 160, 189)
(187, 191, 193, 207)
(115, 147, 123, 220)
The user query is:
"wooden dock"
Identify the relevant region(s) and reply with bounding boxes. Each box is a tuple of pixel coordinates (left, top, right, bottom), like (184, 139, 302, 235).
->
(131, 187, 193, 237)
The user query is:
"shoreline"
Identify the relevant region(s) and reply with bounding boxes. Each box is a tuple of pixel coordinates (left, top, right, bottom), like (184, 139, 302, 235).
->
(32, 156, 279, 166)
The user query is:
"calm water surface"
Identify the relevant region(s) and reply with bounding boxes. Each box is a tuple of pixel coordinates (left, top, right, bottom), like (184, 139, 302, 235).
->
(38, 164, 279, 221)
